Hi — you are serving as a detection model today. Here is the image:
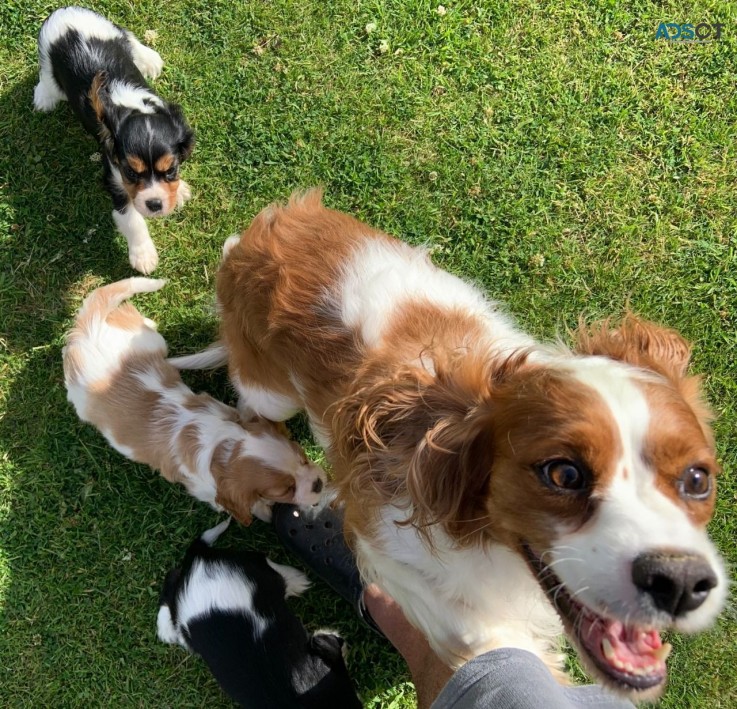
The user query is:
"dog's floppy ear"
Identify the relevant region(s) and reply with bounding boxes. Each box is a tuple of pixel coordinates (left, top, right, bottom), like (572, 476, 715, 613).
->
(89, 72, 122, 154)
(335, 357, 507, 546)
(574, 314, 692, 382)
(211, 443, 256, 526)
(166, 103, 195, 161)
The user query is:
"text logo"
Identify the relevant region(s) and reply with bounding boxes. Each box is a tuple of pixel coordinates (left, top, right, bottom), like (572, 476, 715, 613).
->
(655, 22, 724, 41)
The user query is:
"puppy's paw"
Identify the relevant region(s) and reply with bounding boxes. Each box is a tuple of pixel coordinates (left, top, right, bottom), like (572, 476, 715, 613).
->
(134, 45, 164, 80)
(129, 240, 160, 274)
(176, 180, 192, 208)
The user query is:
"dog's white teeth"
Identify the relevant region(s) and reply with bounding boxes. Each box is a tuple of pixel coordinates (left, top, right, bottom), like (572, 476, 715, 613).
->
(623, 662, 634, 673)
(601, 637, 615, 661)
(652, 642, 672, 662)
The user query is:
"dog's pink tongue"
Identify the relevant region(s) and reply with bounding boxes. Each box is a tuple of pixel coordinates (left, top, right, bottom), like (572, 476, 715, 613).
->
(601, 620, 671, 672)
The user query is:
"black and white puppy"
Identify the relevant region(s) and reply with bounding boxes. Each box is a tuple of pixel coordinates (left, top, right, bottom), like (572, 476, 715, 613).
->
(157, 519, 362, 709)
(34, 6, 194, 274)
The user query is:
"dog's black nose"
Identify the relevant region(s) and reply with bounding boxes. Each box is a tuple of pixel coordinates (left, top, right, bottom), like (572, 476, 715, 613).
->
(311, 478, 323, 494)
(632, 552, 717, 616)
(146, 198, 163, 212)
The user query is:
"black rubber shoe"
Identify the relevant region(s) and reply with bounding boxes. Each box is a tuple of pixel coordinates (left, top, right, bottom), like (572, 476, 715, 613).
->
(272, 502, 384, 636)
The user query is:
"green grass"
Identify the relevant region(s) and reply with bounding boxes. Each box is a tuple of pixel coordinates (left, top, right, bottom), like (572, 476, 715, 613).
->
(1, 1, 735, 706)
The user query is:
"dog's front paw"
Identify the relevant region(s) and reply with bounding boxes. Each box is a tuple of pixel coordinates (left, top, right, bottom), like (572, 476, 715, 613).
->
(176, 180, 192, 209)
(129, 240, 160, 274)
(135, 45, 164, 80)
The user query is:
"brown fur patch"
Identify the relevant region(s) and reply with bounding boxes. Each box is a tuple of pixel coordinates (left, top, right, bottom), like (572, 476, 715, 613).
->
(155, 154, 175, 172)
(89, 72, 107, 122)
(212, 440, 297, 525)
(126, 156, 146, 174)
(105, 303, 145, 331)
(163, 178, 180, 212)
(640, 381, 719, 526)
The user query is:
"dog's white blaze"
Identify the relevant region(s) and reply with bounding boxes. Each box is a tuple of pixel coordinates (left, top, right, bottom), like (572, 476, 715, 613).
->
(177, 560, 268, 637)
(338, 239, 534, 354)
(548, 359, 728, 631)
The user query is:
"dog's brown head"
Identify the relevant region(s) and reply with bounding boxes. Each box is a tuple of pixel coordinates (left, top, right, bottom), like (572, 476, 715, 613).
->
(335, 315, 724, 699)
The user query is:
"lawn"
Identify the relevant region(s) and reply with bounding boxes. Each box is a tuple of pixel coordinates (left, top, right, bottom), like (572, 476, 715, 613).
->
(1, 1, 735, 706)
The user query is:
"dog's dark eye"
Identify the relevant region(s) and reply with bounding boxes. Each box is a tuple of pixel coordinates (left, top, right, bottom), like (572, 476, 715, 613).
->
(122, 166, 139, 182)
(539, 460, 587, 492)
(680, 466, 711, 499)
(164, 167, 178, 181)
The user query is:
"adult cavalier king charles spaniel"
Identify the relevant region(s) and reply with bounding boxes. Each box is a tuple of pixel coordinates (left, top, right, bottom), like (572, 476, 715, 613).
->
(177, 190, 725, 701)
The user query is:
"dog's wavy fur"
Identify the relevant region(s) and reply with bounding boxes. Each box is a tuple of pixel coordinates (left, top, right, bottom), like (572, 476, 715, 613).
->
(176, 190, 725, 701)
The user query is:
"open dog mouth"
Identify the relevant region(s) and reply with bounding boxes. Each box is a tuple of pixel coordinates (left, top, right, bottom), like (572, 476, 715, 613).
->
(523, 545, 671, 692)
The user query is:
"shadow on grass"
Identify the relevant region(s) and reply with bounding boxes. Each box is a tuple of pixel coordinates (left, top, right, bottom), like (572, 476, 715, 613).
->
(0, 76, 147, 351)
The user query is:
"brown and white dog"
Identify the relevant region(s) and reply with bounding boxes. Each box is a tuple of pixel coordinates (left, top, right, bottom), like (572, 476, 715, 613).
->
(63, 278, 326, 525)
(174, 190, 726, 701)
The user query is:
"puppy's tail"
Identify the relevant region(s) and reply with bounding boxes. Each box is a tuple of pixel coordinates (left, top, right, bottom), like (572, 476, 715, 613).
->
(75, 277, 167, 325)
(168, 342, 228, 370)
(199, 517, 232, 546)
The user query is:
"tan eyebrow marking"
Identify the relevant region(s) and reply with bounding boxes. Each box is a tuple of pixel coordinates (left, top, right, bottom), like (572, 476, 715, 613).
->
(126, 156, 146, 173)
(155, 154, 175, 172)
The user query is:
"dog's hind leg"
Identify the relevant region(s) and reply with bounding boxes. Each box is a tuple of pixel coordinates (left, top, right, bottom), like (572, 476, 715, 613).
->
(33, 71, 66, 111)
(126, 34, 164, 80)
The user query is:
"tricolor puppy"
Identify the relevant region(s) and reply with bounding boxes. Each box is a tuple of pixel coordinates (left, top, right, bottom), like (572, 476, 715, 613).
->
(179, 190, 726, 701)
(62, 278, 325, 525)
(34, 6, 194, 274)
(157, 519, 362, 709)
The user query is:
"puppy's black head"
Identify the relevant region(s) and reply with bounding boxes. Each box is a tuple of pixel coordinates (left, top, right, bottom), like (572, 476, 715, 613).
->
(90, 72, 194, 217)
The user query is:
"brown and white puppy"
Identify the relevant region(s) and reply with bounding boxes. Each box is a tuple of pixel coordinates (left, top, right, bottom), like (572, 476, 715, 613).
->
(34, 7, 194, 274)
(62, 278, 325, 525)
(177, 190, 726, 702)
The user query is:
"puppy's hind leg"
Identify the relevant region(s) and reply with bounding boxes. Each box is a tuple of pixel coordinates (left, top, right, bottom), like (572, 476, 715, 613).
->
(126, 33, 164, 80)
(33, 71, 66, 111)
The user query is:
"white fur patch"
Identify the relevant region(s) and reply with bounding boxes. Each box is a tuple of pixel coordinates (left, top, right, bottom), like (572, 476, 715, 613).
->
(156, 604, 183, 646)
(338, 238, 535, 354)
(234, 380, 300, 422)
(266, 560, 311, 598)
(112, 205, 158, 274)
(356, 503, 563, 669)
(107, 80, 162, 113)
(176, 560, 268, 637)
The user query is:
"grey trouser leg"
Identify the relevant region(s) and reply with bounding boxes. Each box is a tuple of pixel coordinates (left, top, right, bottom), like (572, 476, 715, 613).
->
(431, 649, 635, 709)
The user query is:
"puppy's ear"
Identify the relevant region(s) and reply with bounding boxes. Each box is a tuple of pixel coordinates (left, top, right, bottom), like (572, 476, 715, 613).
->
(89, 72, 121, 154)
(335, 358, 506, 546)
(167, 103, 195, 161)
(574, 314, 692, 382)
(212, 444, 256, 526)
